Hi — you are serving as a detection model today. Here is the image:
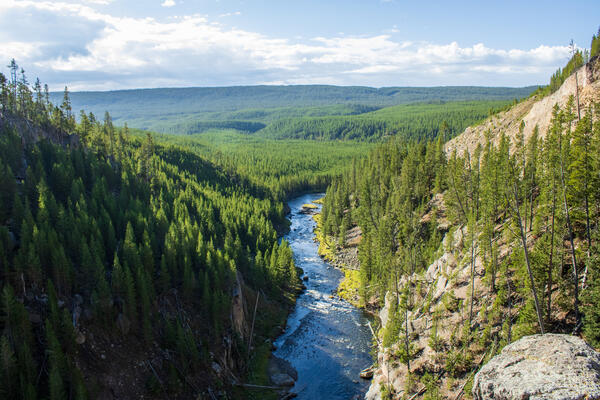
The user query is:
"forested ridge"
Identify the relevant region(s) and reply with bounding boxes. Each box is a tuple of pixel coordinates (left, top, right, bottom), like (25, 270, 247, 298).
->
(258, 100, 512, 141)
(319, 39, 600, 398)
(0, 63, 302, 399)
(48, 85, 536, 139)
(49, 85, 536, 130)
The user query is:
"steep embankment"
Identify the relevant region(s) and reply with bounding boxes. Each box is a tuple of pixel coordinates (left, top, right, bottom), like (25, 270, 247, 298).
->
(365, 219, 507, 399)
(362, 56, 600, 399)
(0, 112, 299, 399)
(446, 56, 600, 156)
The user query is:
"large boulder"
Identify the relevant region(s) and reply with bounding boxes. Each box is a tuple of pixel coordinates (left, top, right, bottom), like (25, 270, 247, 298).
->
(473, 334, 600, 400)
(268, 355, 298, 387)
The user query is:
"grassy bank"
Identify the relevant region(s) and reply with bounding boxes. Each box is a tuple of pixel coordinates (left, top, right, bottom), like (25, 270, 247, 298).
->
(312, 204, 362, 308)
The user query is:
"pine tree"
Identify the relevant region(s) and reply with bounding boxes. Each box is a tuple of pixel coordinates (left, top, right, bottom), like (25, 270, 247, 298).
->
(48, 362, 66, 400)
(583, 230, 600, 346)
(136, 267, 153, 343)
(0, 163, 16, 223)
(569, 110, 595, 276)
(0, 335, 17, 399)
(60, 86, 74, 132)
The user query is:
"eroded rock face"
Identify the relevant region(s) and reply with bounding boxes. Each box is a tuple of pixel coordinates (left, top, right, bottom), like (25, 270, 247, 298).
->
(473, 334, 600, 400)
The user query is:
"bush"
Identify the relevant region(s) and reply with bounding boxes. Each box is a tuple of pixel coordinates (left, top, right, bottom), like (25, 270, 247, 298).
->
(443, 290, 460, 313)
(444, 349, 473, 378)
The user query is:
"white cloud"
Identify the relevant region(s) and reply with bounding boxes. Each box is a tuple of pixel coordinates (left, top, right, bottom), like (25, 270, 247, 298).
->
(83, 0, 114, 4)
(0, 1, 573, 89)
(387, 25, 400, 34)
(219, 11, 241, 17)
(3, 41, 42, 60)
(161, 0, 175, 7)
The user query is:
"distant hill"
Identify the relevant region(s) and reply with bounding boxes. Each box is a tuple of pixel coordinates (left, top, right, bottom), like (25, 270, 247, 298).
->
(257, 100, 512, 141)
(50, 85, 537, 133)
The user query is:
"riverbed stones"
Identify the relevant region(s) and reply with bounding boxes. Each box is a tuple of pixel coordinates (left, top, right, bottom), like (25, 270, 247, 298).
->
(271, 373, 295, 387)
(268, 355, 297, 387)
(473, 333, 600, 400)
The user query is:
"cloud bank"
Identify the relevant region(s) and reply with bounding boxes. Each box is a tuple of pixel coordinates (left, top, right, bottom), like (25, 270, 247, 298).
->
(0, 0, 572, 90)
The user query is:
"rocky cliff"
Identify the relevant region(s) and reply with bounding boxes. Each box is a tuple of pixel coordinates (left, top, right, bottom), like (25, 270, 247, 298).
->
(366, 223, 495, 399)
(445, 56, 600, 156)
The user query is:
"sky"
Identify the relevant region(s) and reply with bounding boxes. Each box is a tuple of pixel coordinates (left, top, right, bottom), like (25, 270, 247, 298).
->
(1, 0, 599, 91)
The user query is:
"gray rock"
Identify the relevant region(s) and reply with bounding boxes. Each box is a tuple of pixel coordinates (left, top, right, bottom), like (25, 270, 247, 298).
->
(211, 362, 222, 376)
(473, 333, 600, 400)
(75, 330, 86, 345)
(116, 313, 130, 335)
(270, 373, 295, 387)
(268, 355, 298, 387)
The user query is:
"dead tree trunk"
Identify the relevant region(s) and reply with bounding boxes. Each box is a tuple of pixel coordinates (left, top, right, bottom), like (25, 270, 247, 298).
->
(510, 180, 545, 334)
(559, 157, 579, 326)
(547, 179, 556, 325)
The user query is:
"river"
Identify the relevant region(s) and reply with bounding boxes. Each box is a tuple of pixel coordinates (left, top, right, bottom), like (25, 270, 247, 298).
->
(274, 193, 372, 399)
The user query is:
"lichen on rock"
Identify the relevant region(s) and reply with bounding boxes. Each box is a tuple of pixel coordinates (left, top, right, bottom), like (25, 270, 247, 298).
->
(473, 333, 600, 400)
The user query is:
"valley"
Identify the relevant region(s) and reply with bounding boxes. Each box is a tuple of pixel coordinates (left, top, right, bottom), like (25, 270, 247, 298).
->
(1, 16, 600, 400)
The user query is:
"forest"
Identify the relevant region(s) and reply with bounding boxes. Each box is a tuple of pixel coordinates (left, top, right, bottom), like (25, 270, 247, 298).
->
(49, 85, 536, 135)
(1, 62, 525, 399)
(319, 50, 600, 397)
(257, 100, 513, 141)
(149, 130, 375, 201)
(0, 63, 304, 399)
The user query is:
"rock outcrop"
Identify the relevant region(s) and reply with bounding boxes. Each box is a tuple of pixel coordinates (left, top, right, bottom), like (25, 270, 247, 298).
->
(473, 334, 600, 400)
(268, 355, 298, 387)
(445, 56, 600, 157)
(0, 113, 80, 147)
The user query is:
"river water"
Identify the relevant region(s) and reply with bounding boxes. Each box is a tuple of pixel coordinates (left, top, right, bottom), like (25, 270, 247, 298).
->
(274, 193, 372, 399)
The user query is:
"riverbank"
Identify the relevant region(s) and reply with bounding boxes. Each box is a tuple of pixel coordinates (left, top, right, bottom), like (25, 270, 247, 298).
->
(311, 204, 363, 309)
(233, 279, 300, 400)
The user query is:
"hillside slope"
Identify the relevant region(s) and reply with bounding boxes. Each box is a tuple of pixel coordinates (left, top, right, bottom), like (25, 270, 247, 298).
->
(317, 49, 600, 400)
(446, 56, 600, 155)
(0, 108, 299, 399)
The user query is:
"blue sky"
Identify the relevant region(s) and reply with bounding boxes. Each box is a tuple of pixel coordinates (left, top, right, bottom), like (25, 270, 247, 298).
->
(1, 0, 598, 90)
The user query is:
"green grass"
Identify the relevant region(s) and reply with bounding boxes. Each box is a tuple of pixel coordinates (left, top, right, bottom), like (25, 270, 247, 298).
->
(338, 269, 362, 308)
(312, 213, 336, 261)
(312, 211, 362, 307)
